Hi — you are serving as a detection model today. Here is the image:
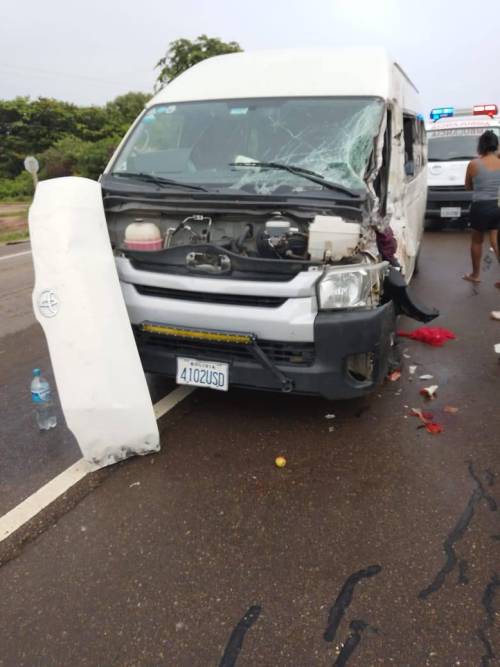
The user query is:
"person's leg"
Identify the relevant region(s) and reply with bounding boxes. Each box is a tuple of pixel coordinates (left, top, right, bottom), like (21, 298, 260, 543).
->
(463, 229, 484, 282)
(489, 229, 499, 258)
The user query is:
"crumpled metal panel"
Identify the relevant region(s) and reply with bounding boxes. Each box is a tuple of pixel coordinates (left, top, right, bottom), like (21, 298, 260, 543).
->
(29, 176, 159, 469)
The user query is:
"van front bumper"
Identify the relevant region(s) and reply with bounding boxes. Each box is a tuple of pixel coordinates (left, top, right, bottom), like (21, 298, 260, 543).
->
(133, 302, 396, 400)
(426, 187, 472, 222)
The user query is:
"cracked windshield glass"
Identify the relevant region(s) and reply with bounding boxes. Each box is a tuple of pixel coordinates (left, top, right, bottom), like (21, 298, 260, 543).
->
(113, 97, 384, 195)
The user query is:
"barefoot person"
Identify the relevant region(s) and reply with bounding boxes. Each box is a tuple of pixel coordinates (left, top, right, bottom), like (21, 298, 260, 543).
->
(463, 130, 500, 283)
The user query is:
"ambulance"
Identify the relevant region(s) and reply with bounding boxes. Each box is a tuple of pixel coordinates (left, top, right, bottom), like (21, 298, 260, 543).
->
(426, 104, 500, 229)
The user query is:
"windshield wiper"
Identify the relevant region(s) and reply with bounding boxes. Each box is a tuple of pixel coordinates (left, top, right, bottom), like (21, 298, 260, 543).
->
(429, 156, 472, 162)
(230, 161, 360, 198)
(112, 172, 209, 192)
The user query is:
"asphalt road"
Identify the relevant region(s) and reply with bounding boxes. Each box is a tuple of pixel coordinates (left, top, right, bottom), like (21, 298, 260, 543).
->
(1, 231, 500, 666)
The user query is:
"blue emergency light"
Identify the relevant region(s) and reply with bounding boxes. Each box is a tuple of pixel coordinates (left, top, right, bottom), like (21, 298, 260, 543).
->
(430, 107, 454, 121)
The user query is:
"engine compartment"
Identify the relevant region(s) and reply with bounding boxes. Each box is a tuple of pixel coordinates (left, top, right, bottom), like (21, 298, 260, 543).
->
(106, 208, 370, 265)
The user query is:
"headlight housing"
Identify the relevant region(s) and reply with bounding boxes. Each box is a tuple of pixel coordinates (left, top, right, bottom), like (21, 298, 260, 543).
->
(317, 262, 388, 310)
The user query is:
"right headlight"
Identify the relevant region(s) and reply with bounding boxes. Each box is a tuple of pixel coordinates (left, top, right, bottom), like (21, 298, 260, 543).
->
(317, 262, 389, 310)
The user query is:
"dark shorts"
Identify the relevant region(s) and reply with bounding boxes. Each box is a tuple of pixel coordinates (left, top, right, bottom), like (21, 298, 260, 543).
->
(470, 200, 500, 232)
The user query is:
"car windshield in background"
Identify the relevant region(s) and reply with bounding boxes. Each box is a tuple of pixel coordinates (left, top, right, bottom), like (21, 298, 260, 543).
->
(428, 127, 500, 161)
(111, 97, 385, 196)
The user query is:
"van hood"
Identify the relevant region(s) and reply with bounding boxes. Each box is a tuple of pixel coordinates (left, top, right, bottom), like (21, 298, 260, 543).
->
(427, 161, 468, 188)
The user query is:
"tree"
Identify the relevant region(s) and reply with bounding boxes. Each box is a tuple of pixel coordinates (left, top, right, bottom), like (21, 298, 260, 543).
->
(155, 35, 242, 87)
(0, 92, 150, 180)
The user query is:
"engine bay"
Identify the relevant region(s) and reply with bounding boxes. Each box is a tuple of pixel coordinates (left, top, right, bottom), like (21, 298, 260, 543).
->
(106, 208, 370, 265)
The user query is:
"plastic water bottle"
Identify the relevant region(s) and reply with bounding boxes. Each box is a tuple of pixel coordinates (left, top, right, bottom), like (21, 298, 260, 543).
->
(31, 368, 57, 430)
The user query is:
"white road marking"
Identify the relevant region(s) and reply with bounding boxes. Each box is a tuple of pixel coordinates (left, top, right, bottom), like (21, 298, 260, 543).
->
(154, 385, 194, 419)
(0, 386, 195, 543)
(0, 459, 93, 542)
(0, 250, 32, 262)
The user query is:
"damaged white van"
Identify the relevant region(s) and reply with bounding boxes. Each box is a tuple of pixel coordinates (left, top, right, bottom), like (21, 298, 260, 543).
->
(101, 48, 437, 399)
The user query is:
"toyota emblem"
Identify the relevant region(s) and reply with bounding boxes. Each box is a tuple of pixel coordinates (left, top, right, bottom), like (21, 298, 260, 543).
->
(37, 289, 59, 318)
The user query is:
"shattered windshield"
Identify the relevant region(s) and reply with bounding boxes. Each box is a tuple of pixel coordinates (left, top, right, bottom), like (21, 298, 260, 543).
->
(428, 127, 500, 161)
(112, 97, 384, 196)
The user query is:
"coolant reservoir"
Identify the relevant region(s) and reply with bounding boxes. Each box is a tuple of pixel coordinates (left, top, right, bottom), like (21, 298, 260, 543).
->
(125, 222, 162, 251)
(307, 216, 361, 262)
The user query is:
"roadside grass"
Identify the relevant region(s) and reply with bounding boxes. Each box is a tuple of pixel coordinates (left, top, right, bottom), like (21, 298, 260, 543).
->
(0, 229, 29, 245)
(0, 202, 29, 244)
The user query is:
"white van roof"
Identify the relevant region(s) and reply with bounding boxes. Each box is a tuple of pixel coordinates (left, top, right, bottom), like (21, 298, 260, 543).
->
(427, 115, 500, 131)
(150, 48, 419, 108)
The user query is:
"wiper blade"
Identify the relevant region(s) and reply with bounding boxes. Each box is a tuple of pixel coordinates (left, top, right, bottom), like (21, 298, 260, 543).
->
(428, 156, 472, 162)
(112, 172, 209, 192)
(230, 161, 360, 198)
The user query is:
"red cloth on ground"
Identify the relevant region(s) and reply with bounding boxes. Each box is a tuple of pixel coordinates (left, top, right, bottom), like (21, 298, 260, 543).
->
(397, 326, 456, 347)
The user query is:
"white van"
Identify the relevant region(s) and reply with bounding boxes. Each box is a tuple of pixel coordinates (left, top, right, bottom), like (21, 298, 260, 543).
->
(426, 105, 500, 228)
(101, 48, 436, 399)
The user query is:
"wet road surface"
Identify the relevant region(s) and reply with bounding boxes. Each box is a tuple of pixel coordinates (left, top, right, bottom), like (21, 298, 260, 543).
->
(0, 243, 172, 515)
(1, 231, 500, 666)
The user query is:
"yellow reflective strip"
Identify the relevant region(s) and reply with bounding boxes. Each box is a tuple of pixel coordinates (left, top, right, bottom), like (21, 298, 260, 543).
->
(140, 323, 252, 345)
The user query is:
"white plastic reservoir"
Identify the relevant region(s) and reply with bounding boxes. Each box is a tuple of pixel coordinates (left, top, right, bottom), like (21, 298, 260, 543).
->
(307, 216, 361, 262)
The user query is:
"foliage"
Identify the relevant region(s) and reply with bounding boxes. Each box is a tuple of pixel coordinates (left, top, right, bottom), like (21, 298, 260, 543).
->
(0, 92, 150, 180)
(39, 135, 120, 180)
(156, 34, 242, 86)
(0, 172, 34, 201)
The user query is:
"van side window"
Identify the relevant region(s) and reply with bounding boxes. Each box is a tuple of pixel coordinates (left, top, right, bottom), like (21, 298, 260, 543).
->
(403, 114, 416, 178)
(374, 110, 391, 215)
(418, 118, 427, 167)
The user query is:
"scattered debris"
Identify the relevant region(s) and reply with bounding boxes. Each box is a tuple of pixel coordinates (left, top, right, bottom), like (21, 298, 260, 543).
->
(387, 370, 401, 382)
(409, 365, 418, 375)
(398, 326, 456, 347)
(494, 343, 500, 354)
(419, 374, 434, 381)
(420, 385, 438, 400)
(275, 456, 287, 468)
(403, 353, 411, 359)
(410, 408, 434, 423)
(425, 422, 444, 435)
(328, 426, 335, 433)
(325, 413, 336, 419)
(443, 406, 459, 414)
(490, 311, 500, 321)
(129, 481, 141, 488)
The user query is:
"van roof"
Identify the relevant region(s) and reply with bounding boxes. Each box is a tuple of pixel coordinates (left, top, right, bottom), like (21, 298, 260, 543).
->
(150, 48, 418, 106)
(427, 115, 500, 131)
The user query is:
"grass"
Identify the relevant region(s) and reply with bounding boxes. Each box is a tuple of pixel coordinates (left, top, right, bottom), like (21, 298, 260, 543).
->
(0, 229, 29, 245)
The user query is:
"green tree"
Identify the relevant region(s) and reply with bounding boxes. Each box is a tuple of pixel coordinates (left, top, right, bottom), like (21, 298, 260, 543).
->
(0, 92, 150, 181)
(155, 35, 242, 86)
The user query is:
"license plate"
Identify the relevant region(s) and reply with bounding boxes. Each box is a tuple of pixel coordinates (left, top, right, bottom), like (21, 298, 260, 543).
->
(440, 206, 461, 218)
(176, 357, 228, 391)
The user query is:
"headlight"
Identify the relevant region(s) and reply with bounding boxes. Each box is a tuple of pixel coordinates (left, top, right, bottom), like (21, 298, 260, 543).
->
(317, 262, 388, 310)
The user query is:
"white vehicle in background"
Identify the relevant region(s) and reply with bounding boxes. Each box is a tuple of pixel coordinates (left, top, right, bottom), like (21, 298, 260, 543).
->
(426, 104, 500, 229)
(97, 48, 436, 400)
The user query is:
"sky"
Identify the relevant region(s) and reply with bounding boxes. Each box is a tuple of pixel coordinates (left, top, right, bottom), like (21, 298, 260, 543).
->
(1, 0, 500, 116)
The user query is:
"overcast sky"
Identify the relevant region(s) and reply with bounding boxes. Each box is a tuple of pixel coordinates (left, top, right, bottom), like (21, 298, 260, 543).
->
(1, 0, 499, 117)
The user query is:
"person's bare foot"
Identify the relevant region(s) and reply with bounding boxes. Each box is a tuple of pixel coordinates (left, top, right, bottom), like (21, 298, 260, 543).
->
(463, 274, 481, 283)
(495, 281, 500, 289)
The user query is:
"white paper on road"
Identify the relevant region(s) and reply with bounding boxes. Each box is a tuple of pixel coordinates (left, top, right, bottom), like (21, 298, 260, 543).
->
(29, 177, 159, 468)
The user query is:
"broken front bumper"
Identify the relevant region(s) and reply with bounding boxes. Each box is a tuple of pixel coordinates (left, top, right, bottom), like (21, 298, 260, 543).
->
(133, 302, 396, 400)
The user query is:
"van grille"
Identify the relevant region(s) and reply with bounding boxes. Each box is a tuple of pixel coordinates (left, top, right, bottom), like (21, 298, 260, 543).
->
(134, 284, 287, 308)
(134, 327, 314, 366)
(428, 185, 466, 192)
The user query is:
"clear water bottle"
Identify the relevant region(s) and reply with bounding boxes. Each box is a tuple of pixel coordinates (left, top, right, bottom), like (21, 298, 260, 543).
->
(31, 368, 57, 430)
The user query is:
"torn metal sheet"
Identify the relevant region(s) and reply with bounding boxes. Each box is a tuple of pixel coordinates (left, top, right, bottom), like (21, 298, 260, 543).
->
(29, 177, 159, 468)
